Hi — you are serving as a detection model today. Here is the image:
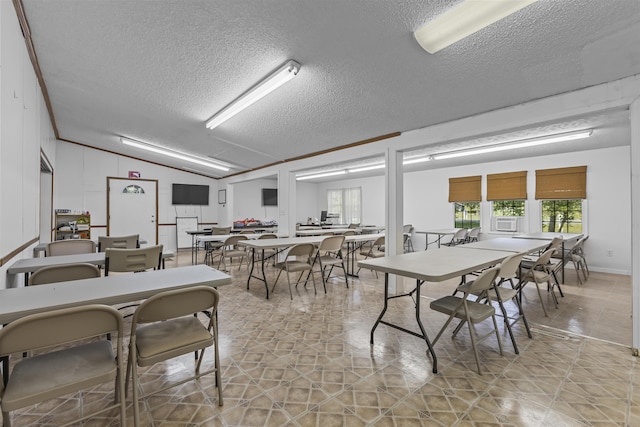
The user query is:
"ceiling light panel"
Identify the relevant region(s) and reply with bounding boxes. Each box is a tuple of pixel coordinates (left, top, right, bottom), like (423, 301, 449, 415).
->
(206, 60, 301, 129)
(121, 137, 230, 171)
(414, 0, 538, 54)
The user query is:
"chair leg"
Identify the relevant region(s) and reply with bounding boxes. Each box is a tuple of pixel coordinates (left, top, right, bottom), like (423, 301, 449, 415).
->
(467, 322, 483, 375)
(496, 297, 519, 354)
(272, 269, 282, 293)
(532, 281, 549, 317)
(318, 258, 327, 293)
(286, 271, 293, 300)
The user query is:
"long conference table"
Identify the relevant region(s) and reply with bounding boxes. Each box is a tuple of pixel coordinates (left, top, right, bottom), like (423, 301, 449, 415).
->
(7, 251, 175, 285)
(239, 233, 385, 299)
(358, 237, 549, 374)
(0, 264, 231, 324)
(415, 228, 463, 250)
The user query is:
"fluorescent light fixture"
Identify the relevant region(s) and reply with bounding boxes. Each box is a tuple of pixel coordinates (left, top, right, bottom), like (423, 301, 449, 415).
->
(121, 137, 230, 172)
(205, 60, 301, 129)
(348, 164, 386, 173)
(403, 156, 433, 165)
(432, 130, 593, 160)
(296, 170, 347, 181)
(414, 0, 538, 54)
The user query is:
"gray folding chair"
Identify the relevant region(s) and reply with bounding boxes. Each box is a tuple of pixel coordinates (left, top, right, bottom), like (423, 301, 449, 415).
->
(28, 263, 100, 286)
(46, 239, 96, 256)
(312, 235, 348, 292)
(98, 234, 139, 252)
(273, 243, 317, 299)
(0, 305, 125, 427)
(127, 286, 222, 426)
(430, 267, 503, 375)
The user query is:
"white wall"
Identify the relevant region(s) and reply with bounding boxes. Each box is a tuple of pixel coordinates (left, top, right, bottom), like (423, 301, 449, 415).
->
(54, 141, 218, 252)
(0, 0, 56, 289)
(231, 178, 278, 223)
(403, 146, 631, 274)
(295, 181, 320, 224)
(314, 176, 386, 226)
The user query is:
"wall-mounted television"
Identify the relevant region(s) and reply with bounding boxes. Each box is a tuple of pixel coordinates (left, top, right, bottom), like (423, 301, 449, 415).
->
(172, 184, 210, 205)
(262, 188, 278, 206)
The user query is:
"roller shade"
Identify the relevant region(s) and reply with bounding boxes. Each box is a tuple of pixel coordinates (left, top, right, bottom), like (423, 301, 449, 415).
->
(487, 171, 527, 201)
(449, 176, 481, 202)
(535, 166, 586, 199)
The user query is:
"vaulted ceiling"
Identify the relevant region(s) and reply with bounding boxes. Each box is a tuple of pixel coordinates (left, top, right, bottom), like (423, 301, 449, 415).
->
(19, 0, 640, 177)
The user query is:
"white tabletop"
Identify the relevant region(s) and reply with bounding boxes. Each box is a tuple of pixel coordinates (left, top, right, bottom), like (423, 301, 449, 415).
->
(8, 252, 105, 275)
(358, 246, 510, 282)
(239, 233, 385, 250)
(415, 228, 463, 235)
(513, 232, 583, 241)
(456, 237, 549, 254)
(0, 265, 231, 324)
(195, 233, 278, 243)
(296, 228, 360, 236)
(8, 250, 172, 276)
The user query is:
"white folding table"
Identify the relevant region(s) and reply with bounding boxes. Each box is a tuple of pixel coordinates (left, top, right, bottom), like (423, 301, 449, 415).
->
(415, 228, 463, 250)
(358, 247, 513, 373)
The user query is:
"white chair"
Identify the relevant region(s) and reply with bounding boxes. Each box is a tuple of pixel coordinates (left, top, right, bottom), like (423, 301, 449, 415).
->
(312, 235, 348, 292)
(466, 227, 481, 242)
(104, 245, 163, 276)
(403, 224, 415, 252)
(273, 243, 317, 299)
(218, 235, 249, 271)
(518, 248, 559, 317)
(28, 263, 101, 286)
(455, 252, 530, 354)
(0, 305, 125, 427)
(98, 234, 139, 252)
(127, 286, 222, 426)
(430, 267, 503, 375)
(446, 228, 468, 246)
(46, 239, 96, 256)
(357, 236, 385, 277)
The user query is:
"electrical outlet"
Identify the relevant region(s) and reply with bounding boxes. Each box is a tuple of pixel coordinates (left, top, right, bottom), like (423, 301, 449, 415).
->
(606, 249, 613, 257)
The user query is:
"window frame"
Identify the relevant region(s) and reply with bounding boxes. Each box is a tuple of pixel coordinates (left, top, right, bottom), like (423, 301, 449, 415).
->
(539, 199, 586, 234)
(453, 201, 481, 229)
(326, 187, 362, 224)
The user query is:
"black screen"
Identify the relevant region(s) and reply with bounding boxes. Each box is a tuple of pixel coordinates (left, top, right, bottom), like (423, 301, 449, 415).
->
(172, 184, 209, 205)
(262, 188, 277, 206)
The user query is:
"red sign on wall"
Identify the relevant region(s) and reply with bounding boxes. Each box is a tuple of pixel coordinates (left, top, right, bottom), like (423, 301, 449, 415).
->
(128, 171, 141, 178)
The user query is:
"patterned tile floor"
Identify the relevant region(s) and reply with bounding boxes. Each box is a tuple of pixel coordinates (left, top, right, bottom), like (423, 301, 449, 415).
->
(7, 250, 637, 426)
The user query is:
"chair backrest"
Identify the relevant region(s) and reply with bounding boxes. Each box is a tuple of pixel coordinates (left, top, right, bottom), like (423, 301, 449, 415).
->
(497, 252, 526, 280)
(223, 235, 247, 248)
(466, 266, 500, 296)
(468, 227, 481, 239)
(46, 239, 96, 256)
(0, 304, 122, 356)
(132, 286, 219, 325)
(211, 227, 231, 235)
(547, 237, 563, 252)
(348, 223, 360, 229)
(533, 248, 556, 269)
(453, 228, 468, 240)
(372, 236, 385, 247)
(258, 233, 278, 240)
(29, 263, 101, 286)
(403, 224, 413, 233)
(286, 243, 315, 261)
(105, 245, 163, 275)
(98, 234, 139, 252)
(319, 235, 345, 252)
(341, 230, 356, 236)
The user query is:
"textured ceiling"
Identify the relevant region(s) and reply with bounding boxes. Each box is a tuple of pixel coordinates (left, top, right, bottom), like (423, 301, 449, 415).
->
(19, 0, 640, 177)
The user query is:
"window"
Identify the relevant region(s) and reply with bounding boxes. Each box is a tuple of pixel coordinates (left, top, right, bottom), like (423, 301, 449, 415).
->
(492, 200, 525, 216)
(541, 200, 582, 233)
(454, 202, 480, 229)
(327, 187, 361, 224)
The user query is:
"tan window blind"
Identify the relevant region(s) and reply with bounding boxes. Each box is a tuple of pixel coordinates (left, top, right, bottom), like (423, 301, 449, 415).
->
(487, 171, 527, 201)
(535, 166, 586, 199)
(449, 176, 481, 202)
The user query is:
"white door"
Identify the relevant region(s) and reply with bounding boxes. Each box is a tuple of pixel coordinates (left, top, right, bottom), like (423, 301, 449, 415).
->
(108, 178, 158, 244)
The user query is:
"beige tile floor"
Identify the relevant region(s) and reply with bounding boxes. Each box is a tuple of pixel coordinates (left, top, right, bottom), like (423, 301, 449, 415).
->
(6, 249, 637, 426)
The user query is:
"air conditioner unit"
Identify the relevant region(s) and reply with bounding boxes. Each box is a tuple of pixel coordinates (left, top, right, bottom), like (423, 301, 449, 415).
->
(495, 217, 518, 232)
